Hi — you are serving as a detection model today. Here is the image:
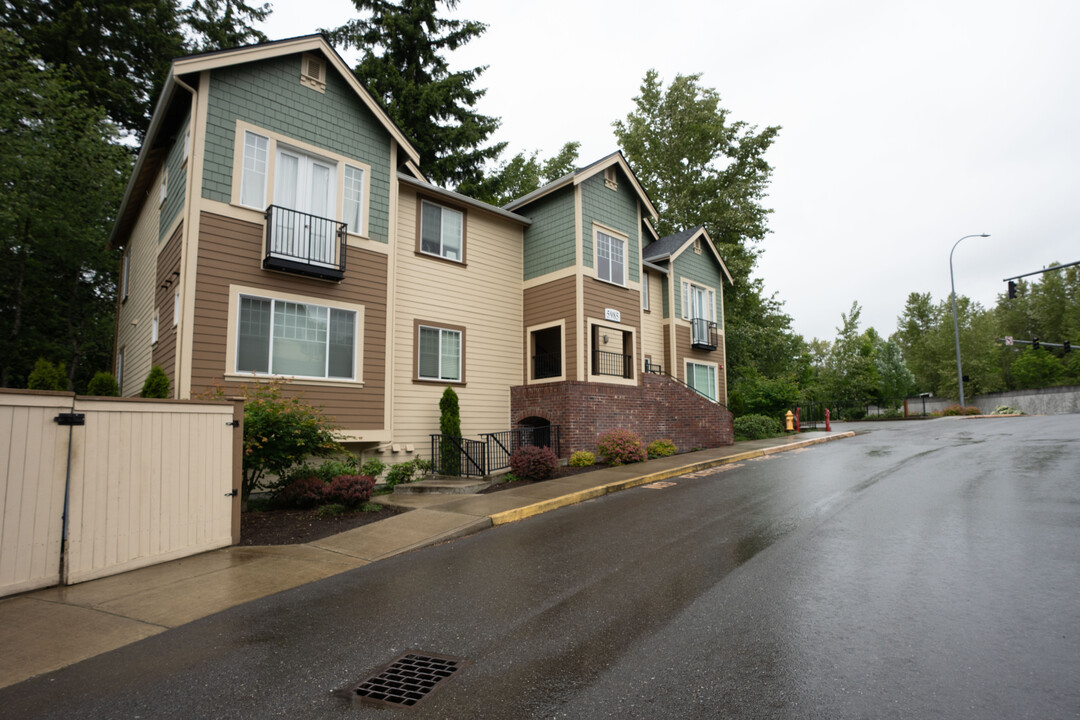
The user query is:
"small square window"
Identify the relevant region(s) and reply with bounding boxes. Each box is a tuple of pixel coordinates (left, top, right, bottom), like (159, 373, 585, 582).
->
(419, 200, 464, 262)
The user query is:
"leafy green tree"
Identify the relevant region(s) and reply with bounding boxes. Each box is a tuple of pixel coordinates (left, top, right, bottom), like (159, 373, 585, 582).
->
(875, 340, 915, 402)
(728, 367, 801, 418)
(181, 0, 270, 52)
(27, 358, 68, 391)
(461, 141, 581, 207)
(1010, 348, 1065, 388)
(0, 32, 131, 390)
(438, 385, 462, 475)
(820, 302, 879, 412)
(325, 0, 505, 189)
(140, 364, 172, 398)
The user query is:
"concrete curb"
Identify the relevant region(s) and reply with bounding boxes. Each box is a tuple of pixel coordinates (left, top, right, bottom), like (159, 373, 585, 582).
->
(487, 432, 856, 526)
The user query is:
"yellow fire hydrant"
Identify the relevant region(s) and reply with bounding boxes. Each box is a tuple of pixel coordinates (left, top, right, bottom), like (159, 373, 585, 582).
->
(784, 410, 794, 431)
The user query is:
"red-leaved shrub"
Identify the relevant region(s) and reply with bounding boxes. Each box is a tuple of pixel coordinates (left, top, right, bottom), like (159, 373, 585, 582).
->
(596, 429, 647, 466)
(275, 476, 326, 509)
(509, 445, 559, 481)
(324, 474, 375, 508)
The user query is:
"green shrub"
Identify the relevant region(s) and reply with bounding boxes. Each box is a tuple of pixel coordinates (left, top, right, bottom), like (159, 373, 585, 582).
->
(360, 501, 384, 512)
(28, 358, 67, 391)
(569, 450, 596, 467)
(938, 405, 981, 417)
(991, 405, 1021, 415)
(86, 371, 120, 396)
(596, 429, 647, 466)
(140, 364, 171, 398)
(733, 414, 783, 441)
(316, 503, 349, 517)
(357, 457, 387, 479)
(324, 474, 375, 508)
(384, 458, 429, 489)
(647, 439, 677, 458)
(202, 378, 342, 502)
(439, 386, 462, 475)
(509, 445, 558, 480)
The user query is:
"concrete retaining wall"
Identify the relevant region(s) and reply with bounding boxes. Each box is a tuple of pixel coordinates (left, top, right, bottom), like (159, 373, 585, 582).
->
(911, 385, 1080, 416)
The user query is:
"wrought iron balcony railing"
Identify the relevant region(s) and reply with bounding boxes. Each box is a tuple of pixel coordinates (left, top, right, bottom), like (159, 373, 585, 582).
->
(532, 352, 561, 379)
(263, 205, 347, 281)
(592, 349, 632, 379)
(691, 318, 718, 351)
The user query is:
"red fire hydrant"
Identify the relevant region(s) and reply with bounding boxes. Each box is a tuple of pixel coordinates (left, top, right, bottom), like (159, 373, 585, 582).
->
(825, 408, 831, 432)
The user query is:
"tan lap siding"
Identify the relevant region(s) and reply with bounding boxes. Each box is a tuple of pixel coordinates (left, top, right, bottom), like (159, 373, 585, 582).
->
(523, 276, 578, 384)
(393, 188, 523, 450)
(153, 224, 183, 395)
(192, 211, 387, 429)
(115, 192, 161, 395)
(640, 272, 665, 372)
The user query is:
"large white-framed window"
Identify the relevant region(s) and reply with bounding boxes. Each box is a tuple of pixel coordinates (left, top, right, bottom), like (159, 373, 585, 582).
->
(234, 292, 359, 381)
(596, 229, 626, 286)
(419, 200, 464, 262)
(686, 360, 718, 402)
(416, 322, 464, 383)
(681, 280, 716, 322)
(232, 122, 372, 239)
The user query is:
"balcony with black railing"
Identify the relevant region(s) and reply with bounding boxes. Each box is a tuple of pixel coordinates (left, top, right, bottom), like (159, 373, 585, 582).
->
(263, 205, 347, 281)
(691, 318, 718, 351)
(592, 349, 632, 379)
(532, 352, 561, 379)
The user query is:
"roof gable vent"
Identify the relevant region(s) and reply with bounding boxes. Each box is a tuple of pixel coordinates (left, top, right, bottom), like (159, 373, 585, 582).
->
(301, 53, 327, 93)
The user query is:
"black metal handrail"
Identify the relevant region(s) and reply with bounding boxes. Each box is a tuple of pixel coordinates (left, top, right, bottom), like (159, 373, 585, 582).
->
(592, 349, 632, 378)
(264, 205, 347, 280)
(430, 425, 562, 476)
(532, 352, 561, 379)
(691, 318, 718, 350)
(648, 368, 730, 412)
(482, 426, 561, 473)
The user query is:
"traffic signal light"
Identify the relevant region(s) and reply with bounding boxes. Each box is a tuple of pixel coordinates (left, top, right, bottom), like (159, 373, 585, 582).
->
(1007, 280, 1017, 299)
(1065, 341, 1071, 353)
(1032, 337, 1039, 350)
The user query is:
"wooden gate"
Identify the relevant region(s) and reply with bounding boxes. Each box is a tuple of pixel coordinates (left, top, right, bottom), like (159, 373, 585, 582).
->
(0, 390, 242, 597)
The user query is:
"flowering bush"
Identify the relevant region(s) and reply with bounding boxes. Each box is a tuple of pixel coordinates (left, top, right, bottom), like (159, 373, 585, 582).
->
(938, 405, 981, 417)
(647, 439, 677, 458)
(275, 476, 326, 509)
(509, 445, 559, 480)
(596, 430, 647, 466)
(324, 474, 375, 508)
(569, 450, 596, 467)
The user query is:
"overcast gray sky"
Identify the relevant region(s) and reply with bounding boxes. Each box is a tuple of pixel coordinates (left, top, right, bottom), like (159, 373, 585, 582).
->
(261, 0, 1079, 344)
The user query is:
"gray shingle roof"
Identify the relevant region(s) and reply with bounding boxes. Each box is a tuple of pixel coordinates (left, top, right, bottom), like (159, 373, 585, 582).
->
(642, 226, 704, 261)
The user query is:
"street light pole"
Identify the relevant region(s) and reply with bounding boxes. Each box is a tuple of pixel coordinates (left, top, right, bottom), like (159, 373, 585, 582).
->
(949, 233, 990, 407)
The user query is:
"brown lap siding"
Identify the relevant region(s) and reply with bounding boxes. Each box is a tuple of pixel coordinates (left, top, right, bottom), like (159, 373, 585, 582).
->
(523, 276, 578, 384)
(191, 211, 387, 429)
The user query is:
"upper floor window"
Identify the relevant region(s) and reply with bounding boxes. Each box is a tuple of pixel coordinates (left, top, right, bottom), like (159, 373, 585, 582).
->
(420, 200, 463, 262)
(240, 130, 269, 209)
(417, 324, 462, 382)
(237, 294, 356, 381)
(343, 165, 366, 234)
(596, 230, 626, 286)
(681, 280, 715, 321)
(643, 271, 650, 311)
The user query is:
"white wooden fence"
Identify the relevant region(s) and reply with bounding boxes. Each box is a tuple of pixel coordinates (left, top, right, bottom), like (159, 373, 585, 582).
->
(0, 390, 242, 597)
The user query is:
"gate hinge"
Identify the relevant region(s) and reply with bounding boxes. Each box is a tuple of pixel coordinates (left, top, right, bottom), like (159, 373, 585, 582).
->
(225, 489, 238, 497)
(54, 412, 86, 426)
(226, 420, 240, 427)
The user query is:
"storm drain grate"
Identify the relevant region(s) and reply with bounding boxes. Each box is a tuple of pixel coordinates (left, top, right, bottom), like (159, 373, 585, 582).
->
(344, 652, 468, 708)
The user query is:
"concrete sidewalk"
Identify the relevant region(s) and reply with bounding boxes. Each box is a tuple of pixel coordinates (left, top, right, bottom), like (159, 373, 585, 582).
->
(0, 431, 853, 689)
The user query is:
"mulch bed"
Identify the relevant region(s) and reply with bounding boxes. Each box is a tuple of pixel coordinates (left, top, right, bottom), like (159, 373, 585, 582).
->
(239, 505, 402, 546)
(478, 463, 602, 494)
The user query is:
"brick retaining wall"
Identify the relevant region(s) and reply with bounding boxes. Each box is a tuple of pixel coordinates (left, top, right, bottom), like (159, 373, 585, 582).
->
(511, 375, 734, 457)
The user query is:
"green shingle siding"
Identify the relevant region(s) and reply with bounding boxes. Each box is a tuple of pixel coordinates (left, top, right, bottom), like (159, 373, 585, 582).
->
(579, 171, 639, 283)
(201, 55, 393, 243)
(521, 187, 576, 281)
(159, 114, 189, 241)
(673, 244, 725, 321)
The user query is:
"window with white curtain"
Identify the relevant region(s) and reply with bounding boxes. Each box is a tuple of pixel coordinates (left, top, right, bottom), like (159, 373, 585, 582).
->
(686, 361, 717, 402)
(240, 130, 268, 209)
(236, 294, 356, 380)
(343, 165, 365, 234)
(417, 325, 462, 382)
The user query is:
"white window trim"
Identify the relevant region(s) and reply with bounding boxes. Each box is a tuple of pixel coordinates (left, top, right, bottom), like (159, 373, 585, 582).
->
(173, 291, 180, 327)
(151, 311, 159, 345)
(121, 251, 130, 301)
(594, 224, 628, 287)
(685, 359, 719, 402)
(159, 169, 167, 207)
(419, 199, 465, 263)
(230, 120, 372, 239)
(417, 324, 463, 382)
(526, 319, 566, 385)
(642, 271, 650, 311)
(585, 317, 637, 387)
(680, 279, 717, 322)
(224, 284, 365, 387)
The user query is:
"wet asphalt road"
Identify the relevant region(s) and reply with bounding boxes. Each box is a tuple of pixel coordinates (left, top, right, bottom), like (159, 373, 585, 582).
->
(2, 416, 1079, 719)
